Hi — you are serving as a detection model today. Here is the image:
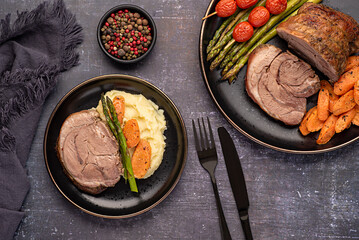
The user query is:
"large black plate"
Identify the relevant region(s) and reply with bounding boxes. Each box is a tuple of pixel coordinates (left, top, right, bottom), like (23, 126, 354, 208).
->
(44, 74, 187, 218)
(200, 0, 359, 153)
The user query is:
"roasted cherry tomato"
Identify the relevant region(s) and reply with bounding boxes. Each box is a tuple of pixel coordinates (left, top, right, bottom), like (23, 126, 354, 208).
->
(248, 6, 270, 27)
(236, 0, 258, 9)
(216, 0, 237, 17)
(266, 0, 287, 15)
(233, 21, 254, 42)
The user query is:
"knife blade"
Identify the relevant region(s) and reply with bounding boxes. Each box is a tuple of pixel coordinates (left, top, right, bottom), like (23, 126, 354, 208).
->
(218, 127, 253, 240)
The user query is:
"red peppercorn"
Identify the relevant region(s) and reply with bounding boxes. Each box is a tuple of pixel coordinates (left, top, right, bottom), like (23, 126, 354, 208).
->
(138, 32, 142, 36)
(116, 38, 120, 42)
(114, 51, 118, 54)
(140, 37, 144, 41)
(133, 36, 137, 40)
(144, 38, 148, 42)
(111, 51, 114, 55)
(131, 32, 135, 36)
(122, 37, 126, 41)
(148, 27, 151, 31)
(110, 46, 114, 50)
(129, 43, 133, 47)
(111, 13, 115, 17)
(105, 22, 109, 26)
(108, 49, 111, 53)
(125, 15, 129, 18)
(119, 10, 123, 14)
(134, 51, 138, 55)
(124, 9, 128, 13)
(125, 29, 129, 33)
(137, 40, 141, 45)
(130, 47, 134, 51)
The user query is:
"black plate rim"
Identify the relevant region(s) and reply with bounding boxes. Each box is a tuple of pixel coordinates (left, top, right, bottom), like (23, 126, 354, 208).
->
(43, 74, 188, 218)
(199, 0, 359, 154)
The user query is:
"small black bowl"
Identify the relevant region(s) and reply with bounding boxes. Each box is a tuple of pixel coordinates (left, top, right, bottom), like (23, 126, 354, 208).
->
(97, 4, 157, 64)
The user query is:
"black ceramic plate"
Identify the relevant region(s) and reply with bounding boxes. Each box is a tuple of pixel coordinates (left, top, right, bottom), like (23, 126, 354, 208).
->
(44, 74, 187, 218)
(200, 0, 359, 153)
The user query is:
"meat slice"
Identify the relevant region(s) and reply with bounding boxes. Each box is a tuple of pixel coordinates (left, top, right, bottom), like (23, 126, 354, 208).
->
(277, 3, 359, 83)
(57, 109, 123, 195)
(246, 44, 320, 125)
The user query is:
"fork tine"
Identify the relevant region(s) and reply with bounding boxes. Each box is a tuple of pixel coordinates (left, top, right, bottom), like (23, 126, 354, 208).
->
(192, 119, 201, 152)
(207, 117, 215, 149)
(198, 118, 205, 150)
(202, 117, 210, 150)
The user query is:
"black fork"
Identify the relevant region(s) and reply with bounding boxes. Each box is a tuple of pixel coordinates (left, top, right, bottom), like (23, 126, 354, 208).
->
(192, 117, 232, 240)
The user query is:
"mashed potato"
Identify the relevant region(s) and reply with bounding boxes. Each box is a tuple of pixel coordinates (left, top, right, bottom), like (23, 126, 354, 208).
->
(96, 90, 166, 179)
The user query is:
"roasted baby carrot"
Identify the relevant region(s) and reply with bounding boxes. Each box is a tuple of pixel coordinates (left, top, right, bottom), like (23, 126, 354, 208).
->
(299, 107, 316, 136)
(316, 114, 338, 145)
(354, 80, 359, 105)
(320, 80, 339, 113)
(352, 111, 359, 126)
(123, 119, 141, 148)
(332, 90, 356, 116)
(131, 139, 151, 179)
(344, 55, 359, 72)
(334, 66, 359, 95)
(306, 106, 325, 132)
(113, 96, 125, 124)
(317, 88, 330, 121)
(335, 108, 357, 133)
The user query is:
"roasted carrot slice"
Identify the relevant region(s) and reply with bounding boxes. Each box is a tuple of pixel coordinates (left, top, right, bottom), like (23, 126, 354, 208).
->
(344, 56, 359, 72)
(334, 66, 359, 95)
(123, 119, 140, 148)
(332, 90, 356, 116)
(320, 80, 339, 113)
(335, 108, 357, 133)
(354, 80, 359, 105)
(316, 114, 338, 145)
(299, 107, 316, 136)
(317, 88, 330, 121)
(306, 106, 325, 132)
(131, 139, 151, 179)
(113, 96, 125, 124)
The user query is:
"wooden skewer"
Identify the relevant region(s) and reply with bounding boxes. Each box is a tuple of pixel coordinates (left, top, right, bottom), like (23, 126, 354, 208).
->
(202, 11, 217, 20)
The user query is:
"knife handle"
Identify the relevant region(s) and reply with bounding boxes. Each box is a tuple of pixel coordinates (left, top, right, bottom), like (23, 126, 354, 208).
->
(211, 178, 232, 240)
(240, 213, 253, 240)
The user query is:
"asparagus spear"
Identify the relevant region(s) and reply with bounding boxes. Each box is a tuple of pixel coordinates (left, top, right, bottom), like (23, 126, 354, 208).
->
(220, 42, 242, 69)
(101, 94, 138, 193)
(208, 0, 266, 59)
(222, 0, 306, 80)
(223, 0, 322, 82)
(206, 8, 240, 54)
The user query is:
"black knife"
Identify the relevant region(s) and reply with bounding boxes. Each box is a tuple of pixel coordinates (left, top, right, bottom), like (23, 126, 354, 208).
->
(218, 127, 253, 240)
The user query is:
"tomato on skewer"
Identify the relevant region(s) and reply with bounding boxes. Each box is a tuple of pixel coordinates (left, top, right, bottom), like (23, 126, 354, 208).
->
(248, 6, 270, 27)
(203, 0, 237, 20)
(233, 21, 254, 42)
(236, 0, 258, 9)
(266, 0, 287, 15)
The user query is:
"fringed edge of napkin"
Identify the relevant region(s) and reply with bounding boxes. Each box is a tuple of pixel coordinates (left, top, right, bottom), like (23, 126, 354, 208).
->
(0, 0, 83, 133)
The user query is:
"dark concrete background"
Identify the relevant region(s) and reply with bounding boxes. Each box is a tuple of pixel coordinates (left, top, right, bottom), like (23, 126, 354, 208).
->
(1, 0, 358, 239)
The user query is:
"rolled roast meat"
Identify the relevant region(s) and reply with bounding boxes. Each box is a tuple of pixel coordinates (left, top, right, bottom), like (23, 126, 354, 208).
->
(57, 109, 123, 195)
(245, 44, 320, 125)
(277, 3, 359, 83)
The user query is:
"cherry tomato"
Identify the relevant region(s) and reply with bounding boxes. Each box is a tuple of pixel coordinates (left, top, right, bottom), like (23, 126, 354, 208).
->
(236, 0, 258, 9)
(248, 6, 270, 27)
(215, 0, 237, 18)
(233, 21, 254, 42)
(266, 0, 287, 15)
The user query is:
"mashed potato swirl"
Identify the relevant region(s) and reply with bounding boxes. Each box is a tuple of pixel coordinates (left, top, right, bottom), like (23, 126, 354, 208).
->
(96, 90, 166, 179)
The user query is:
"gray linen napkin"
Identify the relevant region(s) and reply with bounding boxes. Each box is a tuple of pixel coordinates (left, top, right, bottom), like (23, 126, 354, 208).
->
(0, 0, 83, 239)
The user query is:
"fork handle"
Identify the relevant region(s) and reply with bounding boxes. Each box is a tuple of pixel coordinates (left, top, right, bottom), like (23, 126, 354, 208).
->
(211, 178, 232, 240)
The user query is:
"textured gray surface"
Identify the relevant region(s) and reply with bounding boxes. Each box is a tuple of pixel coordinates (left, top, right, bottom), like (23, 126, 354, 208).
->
(1, 0, 358, 239)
